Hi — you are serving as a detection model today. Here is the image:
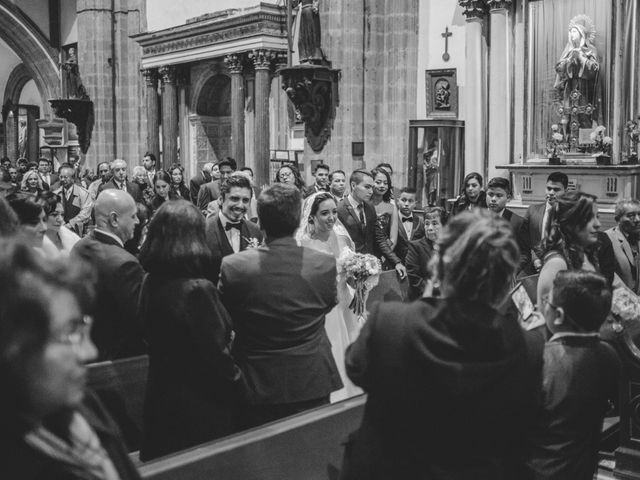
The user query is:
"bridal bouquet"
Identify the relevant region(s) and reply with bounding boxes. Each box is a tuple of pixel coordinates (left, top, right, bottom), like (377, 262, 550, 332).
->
(610, 284, 640, 332)
(338, 248, 382, 320)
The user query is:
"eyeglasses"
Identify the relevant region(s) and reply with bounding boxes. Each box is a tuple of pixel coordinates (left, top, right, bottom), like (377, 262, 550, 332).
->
(279, 171, 293, 178)
(51, 316, 93, 346)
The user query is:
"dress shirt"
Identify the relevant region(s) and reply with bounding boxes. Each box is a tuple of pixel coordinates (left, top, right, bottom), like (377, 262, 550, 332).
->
(347, 194, 366, 226)
(401, 215, 414, 238)
(219, 213, 241, 253)
(147, 170, 156, 185)
(63, 186, 73, 201)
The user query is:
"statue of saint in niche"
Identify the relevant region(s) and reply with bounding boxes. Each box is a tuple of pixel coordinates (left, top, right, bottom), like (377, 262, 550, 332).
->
(293, 0, 326, 64)
(554, 15, 601, 138)
(435, 79, 451, 110)
(62, 47, 89, 100)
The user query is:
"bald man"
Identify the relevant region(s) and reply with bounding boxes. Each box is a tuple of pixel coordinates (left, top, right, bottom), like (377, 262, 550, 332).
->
(72, 190, 145, 360)
(98, 159, 143, 203)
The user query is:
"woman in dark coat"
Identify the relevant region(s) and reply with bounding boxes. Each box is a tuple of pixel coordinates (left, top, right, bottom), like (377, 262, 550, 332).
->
(450, 171, 487, 216)
(138, 200, 245, 461)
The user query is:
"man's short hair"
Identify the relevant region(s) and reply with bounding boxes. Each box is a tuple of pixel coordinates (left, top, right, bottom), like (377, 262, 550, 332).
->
(27, 161, 38, 171)
(349, 169, 373, 187)
(329, 169, 345, 182)
(546, 171, 568, 189)
(399, 187, 417, 196)
(143, 152, 156, 163)
(96, 162, 110, 174)
(614, 198, 640, 222)
(38, 157, 51, 165)
(58, 163, 74, 175)
(258, 183, 301, 238)
(111, 159, 127, 169)
(218, 157, 237, 171)
(486, 177, 512, 196)
(552, 271, 612, 332)
(220, 173, 253, 199)
(314, 163, 330, 174)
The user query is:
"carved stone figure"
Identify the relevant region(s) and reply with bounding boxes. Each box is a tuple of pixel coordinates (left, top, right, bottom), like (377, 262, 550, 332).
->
(62, 47, 89, 100)
(293, 0, 325, 64)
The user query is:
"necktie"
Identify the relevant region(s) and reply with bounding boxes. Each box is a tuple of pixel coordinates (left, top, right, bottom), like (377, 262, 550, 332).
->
(402, 216, 413, 223)
(225, 222, 242, 231)
(358, 204, 365, 224)
(541, 203, 551, 237)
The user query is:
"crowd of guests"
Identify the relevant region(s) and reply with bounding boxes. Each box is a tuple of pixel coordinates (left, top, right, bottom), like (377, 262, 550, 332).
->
(0, 152, 629, 479)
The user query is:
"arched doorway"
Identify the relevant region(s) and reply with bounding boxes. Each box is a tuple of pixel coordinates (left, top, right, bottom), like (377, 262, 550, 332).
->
(189, 73, 232, 169)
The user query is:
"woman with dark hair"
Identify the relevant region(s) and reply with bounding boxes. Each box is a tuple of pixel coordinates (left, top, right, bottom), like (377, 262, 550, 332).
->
(275, 164, 305, 191)
(7, 192, 47, 251)
(0, 239, 140, 479)
(40, 191, 80, 258)
(451, 172, 487, 216)
(341, 209, 537, 479)
(20, 170, 45, 196)
(536, 191, 601, 311)
(169, 164, 190, 200)
(138, 200, 245, 461)
(370, 167, 405, 278)
(148, 170, 176, 215)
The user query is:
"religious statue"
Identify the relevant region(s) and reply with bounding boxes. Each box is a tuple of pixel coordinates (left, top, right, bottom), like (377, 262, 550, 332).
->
(423, 138, 442, 207)
(62, 47, 89, 100)
(292, 0, 326, 64)
(554, 15, 601, 142)
(435, 80, 451, 110)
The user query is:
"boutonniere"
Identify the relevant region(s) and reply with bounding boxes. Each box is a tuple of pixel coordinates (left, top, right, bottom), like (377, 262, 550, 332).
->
(243, 236, 261, 249)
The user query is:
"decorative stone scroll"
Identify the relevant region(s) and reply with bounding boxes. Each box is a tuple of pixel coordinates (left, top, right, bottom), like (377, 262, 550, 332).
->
(486, 0, 512, 10)
(458, 0, 490, 19)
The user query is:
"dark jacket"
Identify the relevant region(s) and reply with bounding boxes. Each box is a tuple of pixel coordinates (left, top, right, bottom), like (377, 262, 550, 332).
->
(71, 230, 146, 360)
(394, 212, 425, 263)
(140, 277, 245, 461)
(450, 190, 487, 216)
(337, 198, 377, 254)
(0, 391, 141, 480)
(341, 298, 542, 480)
(405, 236, 434, 301)
(189, 170, 212, 204)
(197, 180, 222, 211)
(520, 203, 547, 275)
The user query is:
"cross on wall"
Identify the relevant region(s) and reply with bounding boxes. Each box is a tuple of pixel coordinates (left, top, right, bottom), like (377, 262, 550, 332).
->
(441, 26, 452, 62)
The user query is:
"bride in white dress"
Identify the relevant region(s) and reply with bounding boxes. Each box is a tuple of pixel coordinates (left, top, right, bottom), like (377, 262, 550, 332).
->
(297, 192, 363, 402)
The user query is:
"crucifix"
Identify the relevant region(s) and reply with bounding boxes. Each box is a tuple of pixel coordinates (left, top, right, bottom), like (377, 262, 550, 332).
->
(441, 26, 452, 62)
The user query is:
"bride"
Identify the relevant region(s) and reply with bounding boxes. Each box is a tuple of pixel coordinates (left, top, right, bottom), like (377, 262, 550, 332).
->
(297, 192, 363, 402)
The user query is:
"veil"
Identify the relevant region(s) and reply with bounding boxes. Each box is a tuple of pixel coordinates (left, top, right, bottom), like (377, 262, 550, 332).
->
(296, 192, 353, 246)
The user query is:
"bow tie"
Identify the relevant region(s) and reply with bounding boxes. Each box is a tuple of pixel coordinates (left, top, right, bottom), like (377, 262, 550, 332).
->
(225, 222, 242, 231)
(401, 216, 413, 223)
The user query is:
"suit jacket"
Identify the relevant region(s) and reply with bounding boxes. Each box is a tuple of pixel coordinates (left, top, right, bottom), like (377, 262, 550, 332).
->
(605, 226, 640, 292)
(71, 230, 146, 360)
(197, 180, 222, 211)
(39, 172, 59, 191)
(205, 214, 264, 281)
(341, 298, 541, 480)
(219, 236, 341, 405)
(337, 198, 377, 254)
(53, 184, 92, 234)
(395, 212, 425, 263)
(189, 170, 212, 204)
(405, 236, 434, 301)
(303, 183, 328, 199)
(98, 178, 143, 204)
(520, 203, 547, 274)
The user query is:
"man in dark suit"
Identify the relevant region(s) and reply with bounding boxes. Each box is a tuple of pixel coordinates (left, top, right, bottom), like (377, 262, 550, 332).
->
(205, 173, 263, 280)
(605, 199, 640, 292)
(520, 171, 568, 274)
(37, 157, 58, 190)
(394, 187, 425, 263)
(405, 206, 444, 301)
(303, 163, 330, 198)
(98, 159, 143, 204)
(72, 189, 145, 360)
(189, 161, 213, 204)
(197, 157, 236, 211)
(219, 183, 341, 428)
(337, 169, 376, 254)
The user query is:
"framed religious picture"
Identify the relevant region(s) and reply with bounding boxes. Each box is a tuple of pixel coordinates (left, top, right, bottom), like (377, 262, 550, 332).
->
(425, 69, 458, 119)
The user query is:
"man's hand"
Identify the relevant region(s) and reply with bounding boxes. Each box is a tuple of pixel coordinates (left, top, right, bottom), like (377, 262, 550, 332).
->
(395, 263, 407, 280)
(534, 259, 543, 272)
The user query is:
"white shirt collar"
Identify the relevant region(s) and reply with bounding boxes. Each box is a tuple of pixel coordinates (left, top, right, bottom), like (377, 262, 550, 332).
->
(549, 331, 599, 342)
(94, 228, 124, 248)
(347, 194, 361, 210)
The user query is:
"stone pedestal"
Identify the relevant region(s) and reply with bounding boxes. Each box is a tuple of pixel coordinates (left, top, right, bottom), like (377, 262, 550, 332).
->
(252, 50, 273, 187)
(142, 69, 160, 157)
(225, 54, 245, 168)
(160, 65, 178, 169)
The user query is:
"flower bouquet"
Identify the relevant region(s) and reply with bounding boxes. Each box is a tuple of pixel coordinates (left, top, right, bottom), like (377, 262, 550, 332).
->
(625, 116, 640, 164)
(547, 124, 565, 164)
(338, 248, 382, 321)
(590, 125, 613, 165)
(610, 284, 640, 333)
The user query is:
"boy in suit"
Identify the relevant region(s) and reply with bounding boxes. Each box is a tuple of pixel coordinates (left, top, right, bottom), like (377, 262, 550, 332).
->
(394, 187, 425, 263)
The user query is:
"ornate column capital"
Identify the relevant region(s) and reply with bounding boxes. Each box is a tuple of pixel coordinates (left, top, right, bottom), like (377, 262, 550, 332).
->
(486, 0, 512, 11)
(224, 54, 244, 74)
(458, 0, 489, 20)
(158, 65, 176, 85)
(273, 51, 288, 68)
(141, 68, 158, 87)
(249, 49, 275, 70)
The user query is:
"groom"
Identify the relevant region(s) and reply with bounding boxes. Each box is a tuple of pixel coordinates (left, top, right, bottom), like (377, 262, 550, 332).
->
(205, 173, 263, 281)
(219, 183, 342, 428)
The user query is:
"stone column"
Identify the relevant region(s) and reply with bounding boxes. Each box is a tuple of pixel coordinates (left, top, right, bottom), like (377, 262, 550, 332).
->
(224, 54, 245, 168)
(142, 68, 160, 158)
(251, 50, 274, 188)
(460, 1, 489, 177)
(159, 65, 178, 170)
(487, 0, 513, 178)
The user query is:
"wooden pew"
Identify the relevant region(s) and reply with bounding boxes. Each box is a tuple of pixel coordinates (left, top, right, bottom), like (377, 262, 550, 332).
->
(139, 395, 366, 480)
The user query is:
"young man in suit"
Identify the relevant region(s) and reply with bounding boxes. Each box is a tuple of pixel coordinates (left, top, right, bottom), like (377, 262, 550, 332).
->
(520, 171, 568, 274)
(303, 163, 330, 198)
(189, 161, 213, 204)
(71, 189, 145, 360)
(142, 152, 157, 186)
(98, 159, 143, 204)
(219, 183, 341, 428)
(394, 187, 425, 263)
(197, 157, 236, 211)
(337, 169, 376, 254)
(605, 199, 640, 293)
(328, 169, 347, 201)
(37, 157, 58, 190)
(205, 173, 263, 280)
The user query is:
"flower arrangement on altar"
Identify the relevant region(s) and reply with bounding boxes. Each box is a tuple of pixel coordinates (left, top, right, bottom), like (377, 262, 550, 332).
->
(546, 124, 565, 161)
(338, 248, 382, 320)
(626, 116, 640, 163)
(590, 125, 613, 158)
